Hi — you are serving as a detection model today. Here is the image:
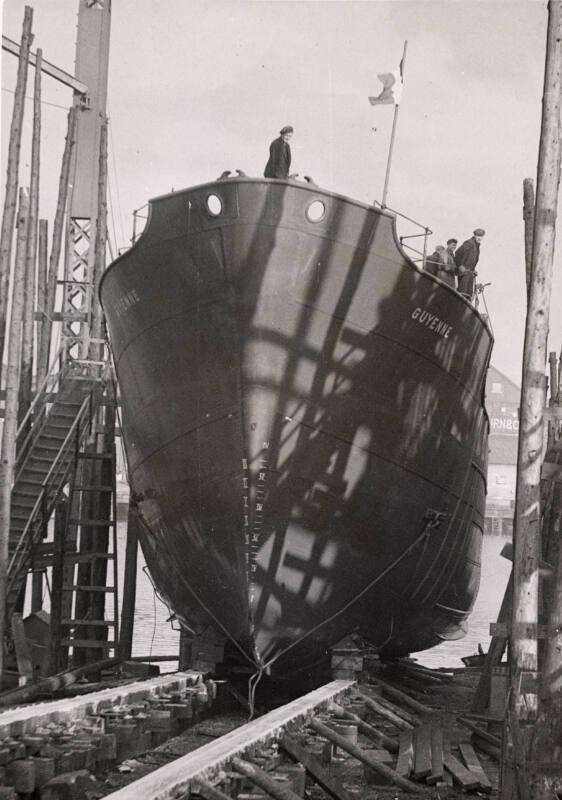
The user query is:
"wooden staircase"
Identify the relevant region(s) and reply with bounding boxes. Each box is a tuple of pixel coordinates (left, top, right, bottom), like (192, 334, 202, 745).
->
(7, 364, 120, 672)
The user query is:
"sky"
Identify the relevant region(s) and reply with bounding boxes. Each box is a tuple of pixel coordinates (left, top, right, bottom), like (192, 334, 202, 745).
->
(1, 0, 559, 386)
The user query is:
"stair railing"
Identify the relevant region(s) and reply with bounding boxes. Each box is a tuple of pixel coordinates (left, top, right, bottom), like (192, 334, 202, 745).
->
(7, 384, 103, 603)
(15, 344, 68, 481)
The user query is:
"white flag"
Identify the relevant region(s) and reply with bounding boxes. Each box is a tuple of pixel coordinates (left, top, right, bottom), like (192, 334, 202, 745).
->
(368, 68, 403, 106)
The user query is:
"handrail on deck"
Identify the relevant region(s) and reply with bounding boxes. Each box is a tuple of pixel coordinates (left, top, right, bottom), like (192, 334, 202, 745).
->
(373, 200, 432, 265)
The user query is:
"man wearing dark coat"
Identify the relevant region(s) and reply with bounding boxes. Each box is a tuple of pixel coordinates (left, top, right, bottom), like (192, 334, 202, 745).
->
(455, 228, 485, 300)
(425, 240, 458, 288)
(264, 126, 293, 179)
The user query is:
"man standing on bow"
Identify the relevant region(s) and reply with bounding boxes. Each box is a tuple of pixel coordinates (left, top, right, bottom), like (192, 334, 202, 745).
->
(455, 228, 485, 300)
(264, 126, 294, 179)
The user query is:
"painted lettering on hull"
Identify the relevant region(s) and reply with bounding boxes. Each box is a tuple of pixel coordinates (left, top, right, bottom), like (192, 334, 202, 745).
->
(411, 306, 453, 338)
(114, 289, 140, 317)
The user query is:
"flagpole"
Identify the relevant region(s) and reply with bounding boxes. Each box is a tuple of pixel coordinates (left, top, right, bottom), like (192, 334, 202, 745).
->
(382, 39, 407, 208)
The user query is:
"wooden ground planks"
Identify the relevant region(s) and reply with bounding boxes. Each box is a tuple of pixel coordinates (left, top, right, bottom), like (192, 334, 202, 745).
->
(426, 727, 444, 785)
(395, 729, 414, 778)
(412, 725, 432, 779)
(394, 723, 493, 793)
(443, 751, 481, 791)
(459, 742, 492, 793)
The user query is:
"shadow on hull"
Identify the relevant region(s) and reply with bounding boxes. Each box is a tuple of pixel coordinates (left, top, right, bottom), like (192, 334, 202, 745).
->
(100, 178, 492, 679)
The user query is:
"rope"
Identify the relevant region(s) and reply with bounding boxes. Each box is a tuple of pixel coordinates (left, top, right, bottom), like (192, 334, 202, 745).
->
(256, 513, 445, 676)
(247, 666, 265, 721)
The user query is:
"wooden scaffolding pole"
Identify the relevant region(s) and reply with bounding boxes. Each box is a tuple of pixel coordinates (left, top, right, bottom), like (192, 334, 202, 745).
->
(523, 178, 535, 300)
(37, 107, 77, 386)
(119, 502, 139, 660)
(0, 188, 30, 681)
(0, 7, 33, 389)
(35, 219, 48, 384)
(88, 116, 108, 362)
(19, 49, 42, 426)
(507, 1, 562, 796)
(528, 356, 562, 795)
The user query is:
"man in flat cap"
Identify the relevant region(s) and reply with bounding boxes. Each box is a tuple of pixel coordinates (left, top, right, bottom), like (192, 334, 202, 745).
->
(264, 126, 294, 179)
(455, 228, 485, 300)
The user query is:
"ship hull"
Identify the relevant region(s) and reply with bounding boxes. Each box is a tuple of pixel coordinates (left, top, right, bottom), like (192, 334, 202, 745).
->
(100, 179, 492, 678)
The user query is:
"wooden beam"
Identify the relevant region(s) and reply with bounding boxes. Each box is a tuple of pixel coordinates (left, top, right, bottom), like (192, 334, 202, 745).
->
(427, 727, 444, 785)
(11, 612, 33, 684)
(0, 6, 33, 390)
(443, 752, 480, 791)
(280, 734, 355, 800)
(368, 676, 432, 714)
(231, 757, 302, 800)
(330, 703, 398, 753)
(329, 703, 399, 753)
(459, 742, 492, 793)
(119, 502, 139, 660)
(361, 694, 414, 731)
(472, 571, 513, 712)
(395, 729, 414, 778)
(490, 622, 548, 638)
(511, 0, 562, 731)
(412, 725, 432, 779)
(523, 178, 535, 299)
(309, 718, 423, 794)
(0, 187, 30, 678)
(2, 35, 88, 94)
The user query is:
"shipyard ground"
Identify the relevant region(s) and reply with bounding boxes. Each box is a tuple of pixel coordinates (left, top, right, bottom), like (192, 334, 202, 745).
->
(97, 670, 499, 798)
(0, 665, 501, 798)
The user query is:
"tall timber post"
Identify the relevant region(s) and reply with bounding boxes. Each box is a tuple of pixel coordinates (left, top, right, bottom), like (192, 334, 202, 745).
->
(62, 0, 116, 668)
(0, 1, 117, 685)
(507, 1, 562, 797)
(65, 0, 111, 362)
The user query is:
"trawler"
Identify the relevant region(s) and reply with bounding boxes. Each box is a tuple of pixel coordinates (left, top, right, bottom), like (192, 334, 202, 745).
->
(100, 176, 492, 680)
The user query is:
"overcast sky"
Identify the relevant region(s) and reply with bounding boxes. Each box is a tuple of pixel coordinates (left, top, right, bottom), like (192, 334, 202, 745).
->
(1, 0, 559, 386)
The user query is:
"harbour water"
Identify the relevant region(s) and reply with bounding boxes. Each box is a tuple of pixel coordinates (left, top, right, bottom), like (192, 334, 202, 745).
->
(121, 518, 511, 672)
(418, 534, 511, 668)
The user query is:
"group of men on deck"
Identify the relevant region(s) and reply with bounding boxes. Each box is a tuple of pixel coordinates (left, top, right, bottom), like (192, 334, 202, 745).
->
(425, 229, 485, 302)
(262, 126, 486, 305)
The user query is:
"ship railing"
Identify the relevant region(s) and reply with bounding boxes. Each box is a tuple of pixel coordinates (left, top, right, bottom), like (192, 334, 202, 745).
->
(374, 200, 432, 265)
(131, 203, 149, 244)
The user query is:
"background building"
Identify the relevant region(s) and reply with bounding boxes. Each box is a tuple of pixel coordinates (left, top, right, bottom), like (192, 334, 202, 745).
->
(485, 365, 520, 536)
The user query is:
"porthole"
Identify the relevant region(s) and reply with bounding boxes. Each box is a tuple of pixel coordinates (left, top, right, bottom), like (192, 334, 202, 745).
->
(306, 200, 326, 223)
(206, 194, 223, 216)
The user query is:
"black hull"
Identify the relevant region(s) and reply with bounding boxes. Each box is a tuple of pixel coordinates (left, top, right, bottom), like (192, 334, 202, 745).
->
(100, 178, 492, 678)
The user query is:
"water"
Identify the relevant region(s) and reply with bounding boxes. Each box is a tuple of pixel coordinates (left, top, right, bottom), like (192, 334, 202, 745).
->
(418, 534, 512, 668)
(116, 519, 180, 670)
(124, 525, 511, 671)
